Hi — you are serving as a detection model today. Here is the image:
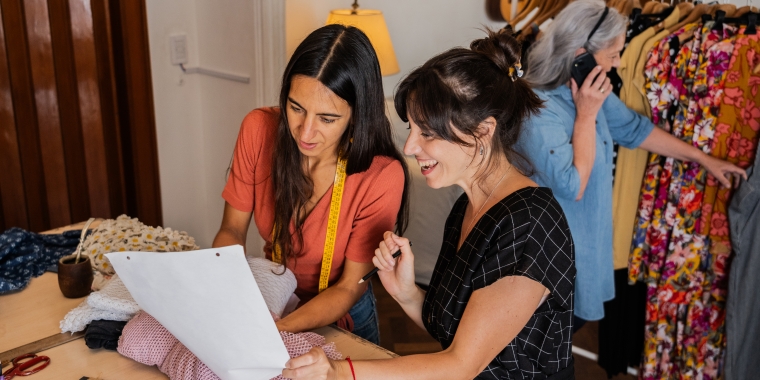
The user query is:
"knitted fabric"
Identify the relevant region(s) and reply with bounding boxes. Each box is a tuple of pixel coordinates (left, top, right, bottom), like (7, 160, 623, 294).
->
(119, 311, 342, 380)
(0, 228, 83, 293)
(61, 274, 140, 333)
(247, 257, 297, 318)
(81, 215, 199, 279)
(60, 301, 133, 333)
(87, 275, 140, 314)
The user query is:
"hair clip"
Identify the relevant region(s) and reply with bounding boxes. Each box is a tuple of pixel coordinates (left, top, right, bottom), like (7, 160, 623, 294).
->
(509, 62, 524, 81)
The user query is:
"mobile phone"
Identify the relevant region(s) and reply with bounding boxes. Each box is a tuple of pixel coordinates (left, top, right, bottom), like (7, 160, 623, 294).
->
(571, 52, 598, 87)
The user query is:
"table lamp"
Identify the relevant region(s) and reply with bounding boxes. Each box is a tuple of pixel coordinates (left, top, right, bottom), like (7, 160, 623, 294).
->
(326, 1, 400, 76)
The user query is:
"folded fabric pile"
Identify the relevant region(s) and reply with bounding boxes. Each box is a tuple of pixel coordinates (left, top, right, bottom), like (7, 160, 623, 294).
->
(61, 275, 139, 333)
(80, 215, 199, 290)
(0, 228, 83, 293)
(118, 311, 342, 380)
(85, 320, 128, 350)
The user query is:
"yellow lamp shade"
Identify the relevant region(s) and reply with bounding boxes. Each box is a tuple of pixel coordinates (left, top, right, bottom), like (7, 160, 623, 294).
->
(326, 9, 400, 76)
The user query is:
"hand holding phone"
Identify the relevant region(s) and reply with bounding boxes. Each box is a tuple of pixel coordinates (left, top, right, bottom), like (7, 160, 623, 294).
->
(570, 54, 611, 122)
(571, 52, 599, 86)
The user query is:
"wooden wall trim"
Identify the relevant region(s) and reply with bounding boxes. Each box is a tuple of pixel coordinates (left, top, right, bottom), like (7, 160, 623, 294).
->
(112, 0, 162, 226)
(91, 0, 126, 217)
(48, 0, 91, 223)
(69, 0, 110, 219)
(0, 2, 29, 229)
(2, 0, 48, 232)
(24, 0, 71, 228)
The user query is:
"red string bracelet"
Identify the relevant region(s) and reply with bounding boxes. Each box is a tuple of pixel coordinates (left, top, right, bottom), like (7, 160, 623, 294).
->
(345, 356, 356, 380)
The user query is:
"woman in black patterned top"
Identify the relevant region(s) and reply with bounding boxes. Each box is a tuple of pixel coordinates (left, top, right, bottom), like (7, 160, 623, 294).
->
(283, 27, 576, 380)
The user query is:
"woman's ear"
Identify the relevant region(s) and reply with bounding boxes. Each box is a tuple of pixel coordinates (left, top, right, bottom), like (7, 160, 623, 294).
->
(574, 47, 587, 57)
(476, 117, 497, 140)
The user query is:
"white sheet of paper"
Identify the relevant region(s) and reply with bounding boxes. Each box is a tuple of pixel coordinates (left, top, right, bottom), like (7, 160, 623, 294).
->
(107, 245, 290, 380)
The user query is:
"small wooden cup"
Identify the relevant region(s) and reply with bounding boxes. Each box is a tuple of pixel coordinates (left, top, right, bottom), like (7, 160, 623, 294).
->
(58, 254, 93, 298)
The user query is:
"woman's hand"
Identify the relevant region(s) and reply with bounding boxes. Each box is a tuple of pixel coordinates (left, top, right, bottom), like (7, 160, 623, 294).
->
(373, 232, 417, 304)
(699, 154, 747, 188)
(282, 347, 345, 380)
(571, 65, 611, 121)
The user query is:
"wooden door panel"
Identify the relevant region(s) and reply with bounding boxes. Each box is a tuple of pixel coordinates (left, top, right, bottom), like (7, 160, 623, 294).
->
(2, 0, 48, 232)
(48, 0, 91, 224)
(112, 0, 161, 227)
(24, 0, 71, 228)
(0, 3, 29, 229)
(69, 0, 110, 219)
(0, 0, 160, 232)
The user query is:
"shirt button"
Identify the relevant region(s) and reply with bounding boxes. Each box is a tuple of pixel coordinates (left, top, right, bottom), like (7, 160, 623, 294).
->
(550, 150, 555, 154)
(604, 141, 607, 145)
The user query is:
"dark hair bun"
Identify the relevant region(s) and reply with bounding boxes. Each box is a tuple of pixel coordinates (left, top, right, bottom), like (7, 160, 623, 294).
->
(469, 26, 522, 77)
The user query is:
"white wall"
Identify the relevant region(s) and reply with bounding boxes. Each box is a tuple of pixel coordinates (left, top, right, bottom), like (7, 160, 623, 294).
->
(146, 0, 281, 253)
(286, 0, 506, 96)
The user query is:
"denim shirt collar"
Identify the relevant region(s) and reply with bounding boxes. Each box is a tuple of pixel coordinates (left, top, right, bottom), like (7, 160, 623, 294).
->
(543, 84, 573, 101)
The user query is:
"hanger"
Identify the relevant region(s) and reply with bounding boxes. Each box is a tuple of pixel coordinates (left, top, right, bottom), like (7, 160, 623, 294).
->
(677, 1, 695, 18)
(671, 3, 711, 30)
(494, 0, 532, 22)
(532, 0, 570, 26)
(642, 0, 659, 14)
(525, 0, 559, 27)
(510, 0, 540, 26)
(611, 0, 636, 16)
(710, 4, 736, 17)
(652, 3, 671, 14)
(733, 5, 757, 18)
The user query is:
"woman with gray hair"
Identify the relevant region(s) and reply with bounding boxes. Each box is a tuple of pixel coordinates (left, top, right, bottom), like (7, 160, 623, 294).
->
(517, 0, 746, 330)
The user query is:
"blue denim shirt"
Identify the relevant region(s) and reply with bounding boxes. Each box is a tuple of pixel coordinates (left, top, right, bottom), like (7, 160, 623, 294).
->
(516, 85, 654, 320)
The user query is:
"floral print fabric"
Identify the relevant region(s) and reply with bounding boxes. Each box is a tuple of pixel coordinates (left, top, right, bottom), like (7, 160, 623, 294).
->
(82, 215, 199, 289)
(630, 24, 760, 380)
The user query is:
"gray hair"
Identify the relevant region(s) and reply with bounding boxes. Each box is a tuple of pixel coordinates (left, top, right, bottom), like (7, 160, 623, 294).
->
(525, 0, 627, 90)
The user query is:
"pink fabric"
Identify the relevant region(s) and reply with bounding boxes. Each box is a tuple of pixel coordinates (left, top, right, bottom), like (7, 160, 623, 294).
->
(118, 311, 342, 380)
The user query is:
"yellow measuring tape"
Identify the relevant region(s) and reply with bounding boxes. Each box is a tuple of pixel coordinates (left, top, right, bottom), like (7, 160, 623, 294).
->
(272, 156, 348, 292)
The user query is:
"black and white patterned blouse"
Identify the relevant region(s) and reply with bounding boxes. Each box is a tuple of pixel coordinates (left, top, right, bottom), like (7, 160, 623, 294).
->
(422, 187, 575, 379)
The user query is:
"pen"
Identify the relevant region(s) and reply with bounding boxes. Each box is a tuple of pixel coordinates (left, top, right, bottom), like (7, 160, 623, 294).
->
(358, 241, 411, 284)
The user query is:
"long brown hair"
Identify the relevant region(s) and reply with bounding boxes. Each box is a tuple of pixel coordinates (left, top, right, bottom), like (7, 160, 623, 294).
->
(271, 24, 410, 267)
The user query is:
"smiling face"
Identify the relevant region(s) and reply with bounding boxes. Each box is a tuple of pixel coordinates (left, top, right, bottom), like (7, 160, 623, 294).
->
(286, 75, 351, 160)
(403, 117, 482, 189)
(591, 32, 625, 73)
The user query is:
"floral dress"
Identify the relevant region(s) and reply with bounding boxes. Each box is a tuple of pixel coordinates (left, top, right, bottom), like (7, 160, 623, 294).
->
(632, 25, 760, 380)
(630, 24, 701, 284)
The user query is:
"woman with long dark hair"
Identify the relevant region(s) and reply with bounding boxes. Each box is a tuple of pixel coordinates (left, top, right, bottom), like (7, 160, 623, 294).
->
(283, 27, 577, 380)
(212, 24, 410, 344)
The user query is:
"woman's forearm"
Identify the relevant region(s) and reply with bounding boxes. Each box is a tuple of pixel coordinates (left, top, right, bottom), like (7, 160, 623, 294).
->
(276, 285, 361, 333)
(638, 127, 703, 162)
(572, 115, 597, 200)
(334, 349, 480, 380)
(211, 227, 246, 249)
(394, 286, 426, 330)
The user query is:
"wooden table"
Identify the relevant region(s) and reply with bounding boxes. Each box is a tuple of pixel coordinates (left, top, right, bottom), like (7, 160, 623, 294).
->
(0, 222, 396, 379)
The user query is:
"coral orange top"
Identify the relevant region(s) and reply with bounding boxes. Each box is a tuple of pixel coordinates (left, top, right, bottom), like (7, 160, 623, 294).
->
(222, 107, 404, 303)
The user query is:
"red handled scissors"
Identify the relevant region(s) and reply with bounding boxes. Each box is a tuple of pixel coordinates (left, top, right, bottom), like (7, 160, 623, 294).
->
(1, 353, 50, 379)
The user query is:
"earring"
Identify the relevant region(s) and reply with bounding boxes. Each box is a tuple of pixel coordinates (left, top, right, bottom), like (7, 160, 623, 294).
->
(480, 146, 484, 156)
